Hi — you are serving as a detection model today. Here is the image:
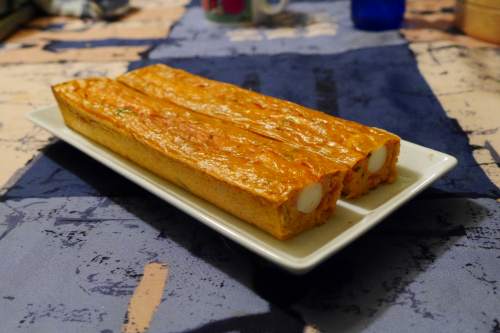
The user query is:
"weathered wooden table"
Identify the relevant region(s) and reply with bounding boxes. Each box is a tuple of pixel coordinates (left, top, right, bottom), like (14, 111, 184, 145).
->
(0, 0, 499, 332)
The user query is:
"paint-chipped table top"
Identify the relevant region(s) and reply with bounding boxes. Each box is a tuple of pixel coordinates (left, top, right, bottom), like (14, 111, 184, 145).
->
(0, 0, 499, 332)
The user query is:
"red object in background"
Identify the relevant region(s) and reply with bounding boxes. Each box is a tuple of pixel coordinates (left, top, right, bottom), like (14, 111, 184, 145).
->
(203, 0, 218, 10)
(222, 0, 246, 14)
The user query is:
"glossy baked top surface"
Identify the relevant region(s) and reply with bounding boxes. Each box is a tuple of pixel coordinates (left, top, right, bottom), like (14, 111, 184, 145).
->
(53, 78, 345, 203)
(119, 64, 399, 163)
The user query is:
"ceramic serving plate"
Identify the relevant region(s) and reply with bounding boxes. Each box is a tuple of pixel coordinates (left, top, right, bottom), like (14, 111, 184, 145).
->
(29, 106, 457, 274)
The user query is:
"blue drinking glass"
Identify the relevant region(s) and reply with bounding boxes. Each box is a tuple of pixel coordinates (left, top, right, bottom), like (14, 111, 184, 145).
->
(351, 0, 406, 31)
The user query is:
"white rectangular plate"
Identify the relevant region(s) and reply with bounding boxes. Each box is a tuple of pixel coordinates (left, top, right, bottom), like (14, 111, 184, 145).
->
(29, 106, 457, 274)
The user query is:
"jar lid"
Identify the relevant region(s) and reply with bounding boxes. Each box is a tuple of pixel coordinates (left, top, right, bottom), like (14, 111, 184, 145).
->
(457, 0, 500, 9)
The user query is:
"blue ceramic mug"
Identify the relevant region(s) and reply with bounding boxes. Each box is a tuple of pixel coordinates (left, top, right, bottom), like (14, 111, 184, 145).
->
(351, 0, 405, 31)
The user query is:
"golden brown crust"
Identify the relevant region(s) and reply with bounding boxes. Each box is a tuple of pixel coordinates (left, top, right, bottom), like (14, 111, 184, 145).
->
(118, 64, 400, 198)
(52, 78, 345, 239)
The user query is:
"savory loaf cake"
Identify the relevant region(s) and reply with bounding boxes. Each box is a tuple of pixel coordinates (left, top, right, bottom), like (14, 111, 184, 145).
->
(118, 64, 400, 198)
(52, 78, 347, 240)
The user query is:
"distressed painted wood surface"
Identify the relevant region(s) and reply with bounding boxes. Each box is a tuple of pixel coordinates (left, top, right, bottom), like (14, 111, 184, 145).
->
(0, 0, 187, 191)
(0, 0, 498, 332)
(404, 0, 500, 188)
